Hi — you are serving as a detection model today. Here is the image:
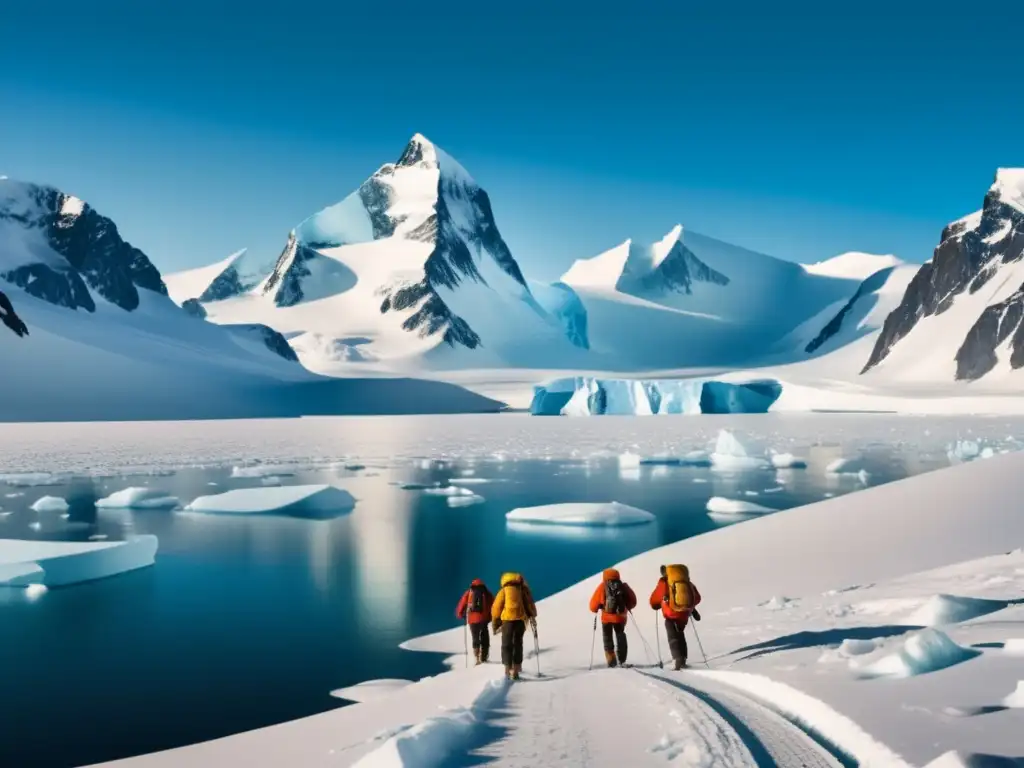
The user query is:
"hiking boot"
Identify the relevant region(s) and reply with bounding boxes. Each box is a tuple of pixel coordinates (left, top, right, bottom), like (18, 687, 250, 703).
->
(474, 648, 482, 666)
(674, 659, 686, 671)
(617, 652, 628, 666)
(512, 665, 521, 680)
(481, 649, 489, 663)
(604, 651, 617, 668)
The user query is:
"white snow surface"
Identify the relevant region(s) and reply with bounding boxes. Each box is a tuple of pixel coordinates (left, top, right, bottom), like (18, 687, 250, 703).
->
(329, 679, 414, 703)
(802, 252, 904, 279)
(0, 536, 158, 587)
(505, 501, 655, 527)
(184, 485, 355, 518)
(99, 453, 1024, 767)
(95, 488, 179, 510)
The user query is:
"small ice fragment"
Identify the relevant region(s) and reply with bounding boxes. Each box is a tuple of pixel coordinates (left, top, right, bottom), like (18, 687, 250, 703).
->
(30, 496, 69, 513)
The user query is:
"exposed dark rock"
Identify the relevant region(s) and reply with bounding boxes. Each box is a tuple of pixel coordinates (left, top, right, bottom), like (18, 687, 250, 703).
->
(954, 284, 1024, 380)
(181, 298, 208, 319)
(224, 323, 299, 362)
(806, 267, 895, 354)
(635, 240, 730, 295)
(262, 234, 325, 308)
(863, 176, 1024, 374)
(0, 183, 168, 313)
(0, 289, 28, 337)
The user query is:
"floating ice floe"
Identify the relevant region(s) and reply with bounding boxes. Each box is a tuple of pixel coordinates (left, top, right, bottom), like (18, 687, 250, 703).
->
(423, 486, 476, 497)
(618, 451, 642, 469)
(0, 472, 69, 487)
(184, 485, 355, 519)
(710, 430, 771, 472)
(96, 488, 179, 510)
(0, 536, 158, 587)
(506, 501, 655, 527)
(857, 628, 981, 679)
(826, 457, 871, 480)
(447, 494, 485, 507)
(904, 594, 1010, 626)
(330, 678, 414, 703)
(770, 452, 807, 469)
(30, 496, 69, 513)
(230, 464, 297, 479)
(706, 497, 774, 515)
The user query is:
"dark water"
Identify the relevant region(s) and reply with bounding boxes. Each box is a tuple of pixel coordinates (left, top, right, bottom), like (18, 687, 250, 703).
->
(0, 447, 946, 767)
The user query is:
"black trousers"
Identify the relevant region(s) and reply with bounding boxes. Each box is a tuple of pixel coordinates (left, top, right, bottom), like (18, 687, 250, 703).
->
(601, 622, 628, 662)
(470, 622, 490, 651)
(664, 618, 688, 662)
(501, 620, 527, 666)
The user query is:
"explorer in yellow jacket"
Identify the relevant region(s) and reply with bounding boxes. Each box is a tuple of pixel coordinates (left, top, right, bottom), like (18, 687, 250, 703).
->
(491, 572, 537, 680)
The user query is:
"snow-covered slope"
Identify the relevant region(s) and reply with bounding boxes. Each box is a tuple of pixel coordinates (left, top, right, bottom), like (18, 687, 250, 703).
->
(0, 178, 501, 420)
(803, 252, 904, 280)
(98, 452, 1024, 768)
(176, 135, 587, 372)
(163, 248, 278, 305)
(863, 169, 1024, 382)
(559, 227, 870, 369)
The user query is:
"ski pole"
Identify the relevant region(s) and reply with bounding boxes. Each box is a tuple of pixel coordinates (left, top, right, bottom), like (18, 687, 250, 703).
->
(531, 619, 541, 677)
(690, 620, 710, 669)
(654, 611, 663, 668)
(464, 614, 469, 668)
(588, 614, 597, 670)
(628, 610, 655, 666)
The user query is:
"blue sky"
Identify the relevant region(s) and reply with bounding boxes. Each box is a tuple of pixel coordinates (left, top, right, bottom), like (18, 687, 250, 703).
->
(2, 0, 1021, 281)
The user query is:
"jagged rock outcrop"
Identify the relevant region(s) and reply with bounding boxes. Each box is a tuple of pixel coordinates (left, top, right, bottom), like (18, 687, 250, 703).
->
(223, 323, 299, 362)
(806, 267, 896, 354)
(181, 298, 208, 319)
(863, 170, 1024, 377)
(0, 181, 167, 313)
(0, 289, 28, 337)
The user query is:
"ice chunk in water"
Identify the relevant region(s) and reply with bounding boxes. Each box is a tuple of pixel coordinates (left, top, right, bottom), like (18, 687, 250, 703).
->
(330, 678, 414, 702)
(706, 497, 774, 515)
(711, 430, 770, 471)
(447, 494, 485, 507)
(0, 536, 158, 587)
(30, 496, 69, 513)
(506, 501, 655, 527)
(185, 485, 355, 519)
(770, 452, 807, 469)
(96, 488, 179, 510)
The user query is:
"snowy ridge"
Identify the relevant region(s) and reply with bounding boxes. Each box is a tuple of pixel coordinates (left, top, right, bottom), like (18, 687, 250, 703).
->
(803, 252, 903, 280)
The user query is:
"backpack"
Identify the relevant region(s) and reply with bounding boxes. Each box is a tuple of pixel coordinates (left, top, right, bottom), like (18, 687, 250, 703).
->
(664, 564, 693, 613)
(604, 578, 626, 615)
(469, 585, 486, 614)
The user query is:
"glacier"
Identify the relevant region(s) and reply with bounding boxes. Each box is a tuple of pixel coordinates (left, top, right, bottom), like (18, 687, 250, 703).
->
(0, 536, 158, 587)
(531, 376, 783, 415)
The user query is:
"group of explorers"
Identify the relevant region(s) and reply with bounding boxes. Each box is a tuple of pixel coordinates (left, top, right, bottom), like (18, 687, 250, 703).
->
(455, 565, 702, 680)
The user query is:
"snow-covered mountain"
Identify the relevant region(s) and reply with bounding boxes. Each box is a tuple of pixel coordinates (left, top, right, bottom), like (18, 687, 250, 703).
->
(861, 169, 1024, 382)
(164, 248, 279, 305)
(175, 134, 588, 372)
(0, 178, 499, 420)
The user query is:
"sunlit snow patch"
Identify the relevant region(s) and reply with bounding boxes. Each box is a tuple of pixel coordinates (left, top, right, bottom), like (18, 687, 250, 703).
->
(857, 628, 981, 679)
(330, 678, 414, 703)
(29, 495, 69, 513)
(184, 485, 355, 519)
(506, 501, 655, 527)
(96, 488, 179, 510)
(0, 536, 158, 587)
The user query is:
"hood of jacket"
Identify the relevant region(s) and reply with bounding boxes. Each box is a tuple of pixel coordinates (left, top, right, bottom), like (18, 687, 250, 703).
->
(602, 568, 621, 581)
(470, 578, 485, 588)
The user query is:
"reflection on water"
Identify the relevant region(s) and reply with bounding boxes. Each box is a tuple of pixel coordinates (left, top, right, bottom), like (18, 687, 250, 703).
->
(0, 448, 957, 768)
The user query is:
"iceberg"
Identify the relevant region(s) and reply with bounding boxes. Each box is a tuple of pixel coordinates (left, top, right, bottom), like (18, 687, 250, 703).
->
(710, 430, 771, 471)
(184, 485, 355, 519)
(506, 501, 655, 527)
(770, 452, 807, 469)
(530, 376, 783, 416)
(30, 495, 69, 513)
(447, 494, 485, 507)
(329, 678, 414, 703)
(96, 488, 179, 510)
(0, 536, 158, 587)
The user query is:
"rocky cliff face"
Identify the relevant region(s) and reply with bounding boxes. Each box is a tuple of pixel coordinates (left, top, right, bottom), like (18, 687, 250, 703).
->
(0, 289, 28, 337)
(0, 180, 167, 313)
(862, 170, 1024, 378)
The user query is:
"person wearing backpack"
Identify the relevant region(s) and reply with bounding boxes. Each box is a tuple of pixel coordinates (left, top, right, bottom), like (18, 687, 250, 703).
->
(491, 572, 537, 680)
(588, 568, 638, 667)
(650, 564, 702, 670)
(456, 578, 494, 665)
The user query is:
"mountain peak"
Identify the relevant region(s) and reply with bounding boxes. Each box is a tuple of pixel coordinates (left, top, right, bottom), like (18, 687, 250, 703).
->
(993, 168, 1024, 213)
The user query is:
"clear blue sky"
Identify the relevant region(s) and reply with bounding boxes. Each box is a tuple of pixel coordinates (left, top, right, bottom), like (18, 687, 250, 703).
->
(2, 0, 1021, 281)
